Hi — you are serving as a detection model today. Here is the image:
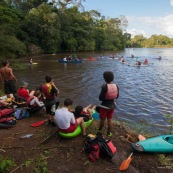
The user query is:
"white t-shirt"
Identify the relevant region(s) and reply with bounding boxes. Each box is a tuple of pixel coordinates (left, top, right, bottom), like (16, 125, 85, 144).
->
(55, 107, 75, 129)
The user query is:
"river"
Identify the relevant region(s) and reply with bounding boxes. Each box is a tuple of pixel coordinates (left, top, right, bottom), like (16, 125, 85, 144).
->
(14, 48, 173, 134)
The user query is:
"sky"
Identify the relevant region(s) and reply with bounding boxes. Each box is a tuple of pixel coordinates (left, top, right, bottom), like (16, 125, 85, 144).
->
(83, 0, 173, 38)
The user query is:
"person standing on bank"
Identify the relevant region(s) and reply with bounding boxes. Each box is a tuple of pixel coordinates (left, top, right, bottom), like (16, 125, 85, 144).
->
(41, 75, 59, 125)
(98, 71, 119, 137)
(0, 60, 17, 98)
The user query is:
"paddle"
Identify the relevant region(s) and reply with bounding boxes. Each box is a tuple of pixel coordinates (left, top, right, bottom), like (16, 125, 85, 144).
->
(31, 119, 48, 127)
(40, 127, 58, 145)
(119, 153, 133, 171)
(138, 134, 146, 141)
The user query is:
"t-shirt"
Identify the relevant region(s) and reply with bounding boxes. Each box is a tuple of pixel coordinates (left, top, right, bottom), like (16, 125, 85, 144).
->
(55, 107, 75, 129)
(17, 88, 29, 100)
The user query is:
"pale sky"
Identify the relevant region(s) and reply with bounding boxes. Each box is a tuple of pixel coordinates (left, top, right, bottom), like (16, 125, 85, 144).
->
(83, 0, 173, 38)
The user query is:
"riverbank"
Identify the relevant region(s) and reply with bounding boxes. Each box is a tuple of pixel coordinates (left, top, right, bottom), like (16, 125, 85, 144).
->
(0, 114, 172, 173)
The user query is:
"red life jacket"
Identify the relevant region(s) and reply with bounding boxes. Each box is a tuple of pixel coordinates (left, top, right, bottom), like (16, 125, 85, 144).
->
(26, 96, 35, 107)
(105, 84, 118, 100)
(41, 84, 54, 100)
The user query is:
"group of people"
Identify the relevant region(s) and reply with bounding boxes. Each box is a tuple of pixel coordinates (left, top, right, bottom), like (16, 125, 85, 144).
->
(63, 55, 79, 62)
(0, 60, 119, 137)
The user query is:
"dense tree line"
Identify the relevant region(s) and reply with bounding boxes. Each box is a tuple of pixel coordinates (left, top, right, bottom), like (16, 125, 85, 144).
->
(127, 34, 173, 48)
(0, 0, 130, 59)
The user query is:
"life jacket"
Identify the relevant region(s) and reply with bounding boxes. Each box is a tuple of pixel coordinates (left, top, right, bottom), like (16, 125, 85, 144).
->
(26, 96, 35, 107)
(41, 84, 54, 100)
(0, 108, 15, 118)
(105, 84, 118, 100)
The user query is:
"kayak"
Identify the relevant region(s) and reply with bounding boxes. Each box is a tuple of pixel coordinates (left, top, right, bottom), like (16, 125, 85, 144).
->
(128, 64, 149, 67)
(131, 135, 173, 153)
(83, 57, 97, 61)
(58, 60, 82, 64)
(58, 118, 94, 138)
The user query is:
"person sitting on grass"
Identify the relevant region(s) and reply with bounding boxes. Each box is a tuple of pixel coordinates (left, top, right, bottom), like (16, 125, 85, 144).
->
(74, 104, 96, 122)
(17, 81, 35, 101)
(55, 98, 87, 137)
(27, 90, 46, 115)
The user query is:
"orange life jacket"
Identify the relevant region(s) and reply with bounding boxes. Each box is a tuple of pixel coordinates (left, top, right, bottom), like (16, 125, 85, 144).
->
(105, 84, 118, 100)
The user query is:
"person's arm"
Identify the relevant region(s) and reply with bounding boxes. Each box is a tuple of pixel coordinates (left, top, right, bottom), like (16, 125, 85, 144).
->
(99, 84, 107, 101)
(0, 72, 3, 83)
(51, 82, 59, 94)
(70, 113, 76, 124)
(9, 68, 17, 82)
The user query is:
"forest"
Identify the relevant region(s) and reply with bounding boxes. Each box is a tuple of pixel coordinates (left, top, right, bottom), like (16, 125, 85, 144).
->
(1, 0, 173, 59)
(0, 0, 130, 59)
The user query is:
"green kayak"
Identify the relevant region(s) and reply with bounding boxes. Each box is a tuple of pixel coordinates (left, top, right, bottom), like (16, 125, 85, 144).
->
(58, 118, 94, 138)
(131, 135, 173, 153)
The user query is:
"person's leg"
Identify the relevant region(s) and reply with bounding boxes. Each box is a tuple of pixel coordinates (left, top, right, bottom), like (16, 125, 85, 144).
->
(76, 117, 86, 135)
(83, 104, 91, 112)
(107, 118, 112, 134)
(107, 109, 114, 136)
(99, 118, 106, 130)
(98, 108, 107, 130)
(4, 80, 11, 98)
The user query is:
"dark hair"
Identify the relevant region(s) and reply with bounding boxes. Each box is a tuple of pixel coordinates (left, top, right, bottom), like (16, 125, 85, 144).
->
(2, 60, 9, 67)
(34, 90, 41, 97)
(64, 98, 73, 107)
(75, 105, 83, 116)
(103, 71, 114, 83)
(45, 75, 52, 83)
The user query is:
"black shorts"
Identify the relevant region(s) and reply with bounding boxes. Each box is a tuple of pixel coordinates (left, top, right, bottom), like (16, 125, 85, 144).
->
(4, 80, 17, 94)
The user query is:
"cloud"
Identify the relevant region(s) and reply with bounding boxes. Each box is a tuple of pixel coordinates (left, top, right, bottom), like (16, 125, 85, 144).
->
(126, 28, 147, 38)
(170, 0, 173, 6)
(126, 15, 173, 38)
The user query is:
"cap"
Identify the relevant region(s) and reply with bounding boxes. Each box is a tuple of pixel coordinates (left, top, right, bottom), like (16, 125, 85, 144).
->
(20, 81, 28, 87)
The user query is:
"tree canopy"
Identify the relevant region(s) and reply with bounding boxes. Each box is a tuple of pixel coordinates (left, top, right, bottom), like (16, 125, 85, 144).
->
(2, 0, 172, 59)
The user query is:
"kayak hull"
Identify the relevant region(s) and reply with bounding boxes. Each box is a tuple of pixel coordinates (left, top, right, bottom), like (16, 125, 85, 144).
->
(58, 118, 94, 138)
(131, 135, 173, 153)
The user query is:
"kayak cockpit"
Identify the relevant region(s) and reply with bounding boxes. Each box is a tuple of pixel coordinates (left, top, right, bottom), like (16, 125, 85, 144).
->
(164, 136, 173, 144)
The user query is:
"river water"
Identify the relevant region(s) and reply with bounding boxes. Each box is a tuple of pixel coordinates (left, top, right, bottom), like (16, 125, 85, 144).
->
(14, 48, 173, 134)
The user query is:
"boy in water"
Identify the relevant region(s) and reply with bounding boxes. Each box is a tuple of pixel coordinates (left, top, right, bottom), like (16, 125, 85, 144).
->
(98, 71, 119, 136)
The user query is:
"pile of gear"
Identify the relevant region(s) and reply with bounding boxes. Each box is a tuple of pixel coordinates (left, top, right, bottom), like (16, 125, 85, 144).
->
(82, 133, 116, 162)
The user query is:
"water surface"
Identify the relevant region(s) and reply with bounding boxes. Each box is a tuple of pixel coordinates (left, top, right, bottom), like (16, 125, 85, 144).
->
(14, 48, 173, 134)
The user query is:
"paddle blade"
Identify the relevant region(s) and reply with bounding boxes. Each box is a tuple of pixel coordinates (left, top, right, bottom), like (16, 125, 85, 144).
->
(31, 120, 47, 127)
(138, 134, 146, 141)
(119, 153, 133, 171)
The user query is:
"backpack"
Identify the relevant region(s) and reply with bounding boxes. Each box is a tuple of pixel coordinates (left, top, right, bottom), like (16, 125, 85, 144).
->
(14, 108, 29, 120)
(83, 134, 100, 162)
(83, 133, 116, 162)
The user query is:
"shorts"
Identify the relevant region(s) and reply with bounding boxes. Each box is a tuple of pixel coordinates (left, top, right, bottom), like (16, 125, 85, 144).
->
(59, 120, 78, 133)
(99, 108, 114, 119)
(4, 80, 17, 94)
